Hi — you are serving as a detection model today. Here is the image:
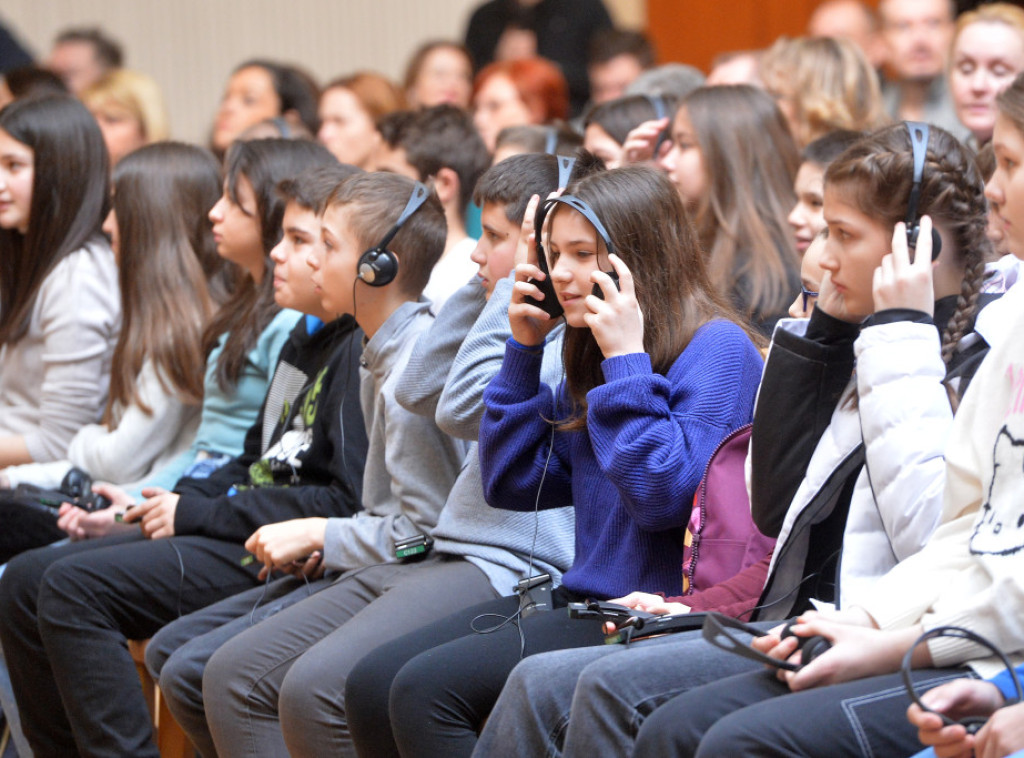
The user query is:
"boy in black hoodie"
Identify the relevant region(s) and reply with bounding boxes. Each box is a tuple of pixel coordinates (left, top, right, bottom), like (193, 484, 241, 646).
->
(0, 164, 369, 758)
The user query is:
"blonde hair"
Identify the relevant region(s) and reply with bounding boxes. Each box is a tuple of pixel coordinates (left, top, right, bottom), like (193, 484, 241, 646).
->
(80, 68, 169, 142)
(760, 36, 884, 146)
(951, 3, 1024, 62)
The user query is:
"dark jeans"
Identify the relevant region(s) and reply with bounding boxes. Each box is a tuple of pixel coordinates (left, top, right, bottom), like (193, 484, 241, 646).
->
(632, 665, 971, 758)
(346, 593, 606, 758)
(0, 494, 65, 563)
(0, 532, 260, 758)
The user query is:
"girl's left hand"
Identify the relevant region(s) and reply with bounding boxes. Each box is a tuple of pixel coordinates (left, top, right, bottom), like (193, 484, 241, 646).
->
(779, 617, 923, 692)
(584, 254, 644, 359)
(872, 218, 936, 316)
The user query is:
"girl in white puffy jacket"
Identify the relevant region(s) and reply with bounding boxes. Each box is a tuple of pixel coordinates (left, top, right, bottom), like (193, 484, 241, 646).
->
(626, 91, 1024, 758)
(747, 121, 999, 621)
(466, 123, 1003, 758)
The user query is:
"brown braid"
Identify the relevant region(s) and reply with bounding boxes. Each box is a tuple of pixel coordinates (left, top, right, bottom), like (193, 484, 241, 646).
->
(825, 123, 992, 371)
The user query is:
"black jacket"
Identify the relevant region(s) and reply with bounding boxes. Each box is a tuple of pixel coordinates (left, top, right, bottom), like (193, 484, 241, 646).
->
(173, 315, 368, 543)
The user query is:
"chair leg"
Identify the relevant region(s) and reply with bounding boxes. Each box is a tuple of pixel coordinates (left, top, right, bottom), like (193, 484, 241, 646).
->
(155, 687, 194, 758)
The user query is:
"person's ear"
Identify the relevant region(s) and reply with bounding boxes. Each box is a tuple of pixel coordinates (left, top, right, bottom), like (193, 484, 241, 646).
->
(432, 167, 461, 207)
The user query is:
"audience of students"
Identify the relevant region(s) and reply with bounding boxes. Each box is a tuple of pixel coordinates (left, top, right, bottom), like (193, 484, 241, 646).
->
(4, 6, 1024, 758)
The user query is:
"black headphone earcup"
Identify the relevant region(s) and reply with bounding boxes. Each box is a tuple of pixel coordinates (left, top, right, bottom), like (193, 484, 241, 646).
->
(905, 224, 943, 262)
(801, 636, 832, 666)
(357, 248, 398, 287)
(930, 226, 942, 261)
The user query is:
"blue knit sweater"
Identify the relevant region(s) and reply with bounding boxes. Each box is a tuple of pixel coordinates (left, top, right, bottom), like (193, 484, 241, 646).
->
(480, 320, 763, 599)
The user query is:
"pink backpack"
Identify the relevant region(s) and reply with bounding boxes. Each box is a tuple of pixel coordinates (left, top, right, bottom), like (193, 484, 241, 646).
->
(681, 424, 776, 595)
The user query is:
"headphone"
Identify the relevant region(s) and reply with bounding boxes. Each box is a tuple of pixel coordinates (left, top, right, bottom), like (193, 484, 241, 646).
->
(525, 157, 621, 318)
(700, 612, 831, 672)
(901, 626, 1023, 734)
(644, 94, 670, 159)
(356, 181, 430, 287)
(544, 127, 558, 155)
(904, 122, 943, 261)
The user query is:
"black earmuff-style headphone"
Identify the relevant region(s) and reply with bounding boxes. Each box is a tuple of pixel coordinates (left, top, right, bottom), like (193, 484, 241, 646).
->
(525, 156, 621, 318)
(905, 122, 943, 262)
(356, 181, 430, 287)
(901, 626, 1023, 734)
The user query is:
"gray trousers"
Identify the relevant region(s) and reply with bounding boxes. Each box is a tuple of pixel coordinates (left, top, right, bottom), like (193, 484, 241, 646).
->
(473, 622, 775, 758)
(148, 555, 498, 758)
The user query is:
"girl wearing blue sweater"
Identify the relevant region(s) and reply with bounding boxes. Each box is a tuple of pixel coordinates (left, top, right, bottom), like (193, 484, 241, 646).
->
(347, 166, 765, 758)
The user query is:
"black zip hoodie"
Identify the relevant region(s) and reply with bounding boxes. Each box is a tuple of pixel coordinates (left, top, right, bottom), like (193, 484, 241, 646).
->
(173, 315, 368, 543)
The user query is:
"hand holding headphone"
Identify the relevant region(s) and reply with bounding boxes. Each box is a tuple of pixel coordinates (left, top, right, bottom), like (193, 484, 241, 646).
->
(902, 626, 1023, 735)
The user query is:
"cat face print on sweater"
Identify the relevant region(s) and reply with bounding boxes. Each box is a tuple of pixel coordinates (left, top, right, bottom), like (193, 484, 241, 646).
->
(970, 423, 1024, 556)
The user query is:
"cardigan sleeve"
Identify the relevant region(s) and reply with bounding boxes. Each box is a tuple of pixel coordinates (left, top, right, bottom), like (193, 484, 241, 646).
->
(64, 361, 199, 484)
(21, 244, 121, 462)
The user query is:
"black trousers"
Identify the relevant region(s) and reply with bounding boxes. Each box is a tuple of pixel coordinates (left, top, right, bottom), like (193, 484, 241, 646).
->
(0, 532, 261, 758)
(346, 591, 606, 758)
(632, 665, 971, 758)
(0, 494, 65, 563)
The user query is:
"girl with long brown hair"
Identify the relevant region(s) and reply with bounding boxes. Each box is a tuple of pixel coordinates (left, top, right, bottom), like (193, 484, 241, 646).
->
(0, 95, 118, 468)
(454, 121, 1002, 758)
(0, 142, 220, 560)
(660, 85, 801, 334)
(344, 166, 765, 758)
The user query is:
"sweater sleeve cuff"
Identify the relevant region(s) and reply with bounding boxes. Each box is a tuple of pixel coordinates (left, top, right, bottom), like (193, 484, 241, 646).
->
(600, 352, 653, 383)
(173, 495, 206, 536)
(508, 336, 545, 354)
(988, 667, 1024, 702)
(804, 307, 862, 345)
(863, 308, 933, 328)
(499, 339, 545, 391)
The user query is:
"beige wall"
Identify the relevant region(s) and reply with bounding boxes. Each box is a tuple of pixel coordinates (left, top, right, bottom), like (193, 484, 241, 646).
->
(1, 0, 643, 145)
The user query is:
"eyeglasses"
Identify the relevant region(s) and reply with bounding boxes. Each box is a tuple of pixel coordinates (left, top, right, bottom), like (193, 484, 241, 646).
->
(800, 286, 819, 313)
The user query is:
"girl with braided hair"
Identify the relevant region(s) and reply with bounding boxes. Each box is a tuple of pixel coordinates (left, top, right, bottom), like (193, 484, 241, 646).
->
(622, 119, 1024, 758)
(463, 121, 1003, 758)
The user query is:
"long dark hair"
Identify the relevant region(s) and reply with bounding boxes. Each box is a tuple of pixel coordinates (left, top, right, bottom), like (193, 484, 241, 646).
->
(202, 138, 336, 391)
(681, 85, 800, 323)
(550, 166, 760, 429)
(105, 142, 220, 423)
(0, 95, 110, 345)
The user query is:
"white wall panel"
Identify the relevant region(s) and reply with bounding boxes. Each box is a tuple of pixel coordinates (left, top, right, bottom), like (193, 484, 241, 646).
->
(0, 0, 643, 144)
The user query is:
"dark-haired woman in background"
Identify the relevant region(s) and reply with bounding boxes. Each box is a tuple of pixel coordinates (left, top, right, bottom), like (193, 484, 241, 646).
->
(210, 60, 320, 158)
